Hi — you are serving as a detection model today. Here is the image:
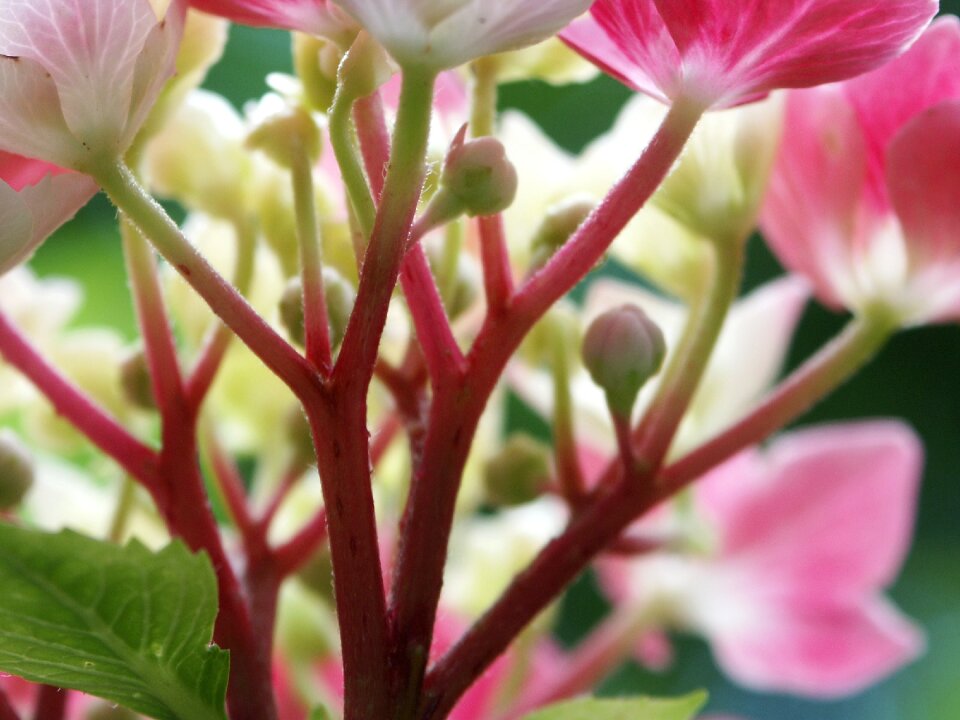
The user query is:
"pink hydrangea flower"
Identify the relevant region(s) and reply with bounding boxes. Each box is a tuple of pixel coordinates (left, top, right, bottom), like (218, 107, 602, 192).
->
(561, 0, 937, 109)
(0, 152, 97, 275)
(0, 0, 187, 171)
(761, 18, 960, 324)
(600, 421, 924, 697)
(195, 0, 595, 70)
(189, 0, 358, 41)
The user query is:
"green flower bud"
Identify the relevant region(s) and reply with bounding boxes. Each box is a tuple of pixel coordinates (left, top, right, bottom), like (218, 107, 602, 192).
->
(441, 128, 519, 217)
(483, 434, 551, 507)
(582, 305, 666, 418)
(0, 431, 34, 510)
(294, 33, 341, 112)
(297, 547, 335, 604)
(323, 267, 356, 350)
(284, 405, 316, 466)
(119, 347, 156, 410)
(528, 196, 594, 271)
(247, 107, 322, 170)
(279, 269, 355, 350)
(280, 277, 306, 347)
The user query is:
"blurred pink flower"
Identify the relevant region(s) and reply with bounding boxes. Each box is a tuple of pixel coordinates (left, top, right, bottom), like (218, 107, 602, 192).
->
(0, 152, 97, 276)
(761, 18, 960, 325)
(600, 421, 925, 697)
(561, 0, 937, 109)
(0, 0, 186, 170)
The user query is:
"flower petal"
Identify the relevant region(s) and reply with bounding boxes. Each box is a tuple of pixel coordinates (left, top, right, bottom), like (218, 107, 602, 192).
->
(717, 421, 923, 595)
(0, 153, 97, 275)
(886, 101, 960, 269)
(0, 0, 182, 159)
(567, 0, 937, 108)
(189, 0, 352, 38)
(560, 7, 680, 105)
(652, 0, 938, 107)
(334, 0, 594, 69)
(845, 16, 960, 198)
(0, 55, 81, 167)
(760, 86, 876, 310)
(712, 594, 923, 697)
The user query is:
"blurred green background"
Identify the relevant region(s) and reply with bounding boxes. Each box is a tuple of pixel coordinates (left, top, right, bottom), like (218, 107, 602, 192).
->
(28, 5, 960, 719)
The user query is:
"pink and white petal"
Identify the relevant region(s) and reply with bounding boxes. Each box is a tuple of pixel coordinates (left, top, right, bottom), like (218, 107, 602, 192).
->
(845, 16, 960, 196)
(0, 172, 97, 274)
(189, 0, 348, 36)
(652, 0, 938, 108)
(760, 86, 875, 310)
(435, 0, 595, 67)
(0, 152, 69, 192)
(886, 101, 960, 272)
(721, 421, 922, 596)
(0, 55, 82, 167)
(125, 0, 188, 147)
(711, 594, 923, 697)
(0, 0, 164, 151)
(0, 181, 34, 274)
(561, 4, 679, 104)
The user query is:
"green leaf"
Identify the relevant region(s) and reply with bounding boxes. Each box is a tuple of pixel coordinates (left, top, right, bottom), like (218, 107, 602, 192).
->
(0, 525, 229, 720)
(522, 691, 708, 720)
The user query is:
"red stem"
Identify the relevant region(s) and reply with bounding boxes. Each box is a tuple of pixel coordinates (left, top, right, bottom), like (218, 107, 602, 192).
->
(400, 245, 467, 385)
(420, 473, 657, 718)
(388, 100, 703, 719)
(477, 214, 514, 316)
(122, 224, 185, 413)
(204, 428, 257, 545)
(308, 396, 391, 719)
(354, 92, 391, 201)
(0, 312, 159, 488)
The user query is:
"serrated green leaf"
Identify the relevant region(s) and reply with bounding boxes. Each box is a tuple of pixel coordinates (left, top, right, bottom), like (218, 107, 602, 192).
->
(0, 525, 229, 720)
(522, 691, 708, 720)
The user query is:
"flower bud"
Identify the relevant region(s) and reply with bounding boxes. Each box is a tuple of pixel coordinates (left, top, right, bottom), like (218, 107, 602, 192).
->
(528, 196, 594, 271)
(323, 267, 356, 350)
(0, 431, 34, 510)
(294, 33, 341, 112)
(582, 305, 666, 418)
(284, 406, 316, 466)
(280, 269, 356, 350)
(441, 128, 519, 217)
(247, 107, 322, 170)
(297, 547, 336, 605)
(119, 347, 156, 410)
(483, 434, 551, 507)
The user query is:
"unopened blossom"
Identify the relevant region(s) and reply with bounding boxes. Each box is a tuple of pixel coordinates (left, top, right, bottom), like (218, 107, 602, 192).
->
(762, 18, 960, 325)
(0, 0, 187, 171)
(600, 422, 924, 696)
(562, 0, 938, 109)
(510, 276, 808, 458)
(0, 153, 97, 275)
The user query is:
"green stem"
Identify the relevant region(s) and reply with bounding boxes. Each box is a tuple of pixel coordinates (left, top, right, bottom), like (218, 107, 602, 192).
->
(470, 56, 498, 138)
(551, 330, 586, 504)
(107, 478, 138, 544)
(634, 240, 744, 471)
(663, 308, 896, 491)
(329, 89, 377, 241)
(292, 149, 333, 370)
(95, 161, 320, 403)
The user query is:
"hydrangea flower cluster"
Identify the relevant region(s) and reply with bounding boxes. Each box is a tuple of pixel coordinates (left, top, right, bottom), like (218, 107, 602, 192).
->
(0, 1, 955, 719)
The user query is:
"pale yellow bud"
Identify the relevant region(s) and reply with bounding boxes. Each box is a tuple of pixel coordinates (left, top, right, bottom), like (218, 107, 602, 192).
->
(483, 435, 551, 507)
